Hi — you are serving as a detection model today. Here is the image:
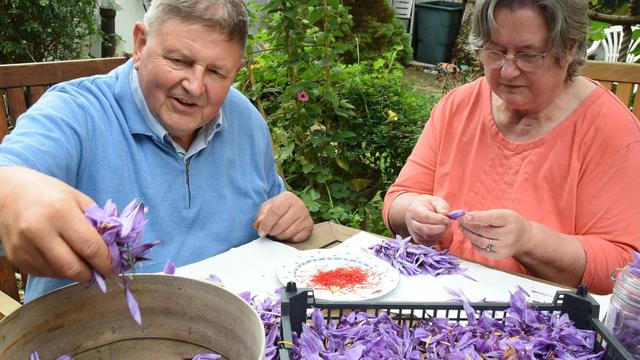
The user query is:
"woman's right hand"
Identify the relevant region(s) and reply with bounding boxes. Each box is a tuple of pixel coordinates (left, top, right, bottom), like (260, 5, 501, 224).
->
(404, 194, 453, 246)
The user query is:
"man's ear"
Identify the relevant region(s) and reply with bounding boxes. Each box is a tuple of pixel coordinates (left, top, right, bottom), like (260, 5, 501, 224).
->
(132, 22, 148, 69)
(235, 59, 246, 74)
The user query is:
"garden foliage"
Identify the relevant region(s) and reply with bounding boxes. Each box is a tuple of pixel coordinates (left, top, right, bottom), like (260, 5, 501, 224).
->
(237, 0, 439, 234)
(0, 0, 103, 64)
(339, 0, 413, 65)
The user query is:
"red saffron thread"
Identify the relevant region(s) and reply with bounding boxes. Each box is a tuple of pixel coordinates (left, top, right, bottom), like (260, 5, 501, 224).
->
(309, 266, 371, 293)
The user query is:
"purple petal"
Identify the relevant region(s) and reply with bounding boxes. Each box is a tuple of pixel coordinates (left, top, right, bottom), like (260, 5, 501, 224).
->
(192, 354, 222, 360)
(29, 351, 40, 360)
(207, 273, 223, 284)
(124, 283, 142, 326)
(163, 259, 176, 275)
(83, 204, 108, 228)
(369, 235, 471, 278)
(119, 199, 146, 239)
(92, 270, 107, 293)
(55, 356, 74, 360)
(447, 209, 466, 220)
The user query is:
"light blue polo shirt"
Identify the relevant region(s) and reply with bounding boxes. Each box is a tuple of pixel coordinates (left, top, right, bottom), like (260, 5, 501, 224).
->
(0, 59, 285, 302)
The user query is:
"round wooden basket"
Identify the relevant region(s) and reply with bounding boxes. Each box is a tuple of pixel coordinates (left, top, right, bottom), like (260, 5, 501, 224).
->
(0, 274, 265, 359)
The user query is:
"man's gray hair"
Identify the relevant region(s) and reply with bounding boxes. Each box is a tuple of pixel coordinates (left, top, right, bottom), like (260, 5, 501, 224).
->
(143, 0, 248, 54)
(469, 0, 589, 80)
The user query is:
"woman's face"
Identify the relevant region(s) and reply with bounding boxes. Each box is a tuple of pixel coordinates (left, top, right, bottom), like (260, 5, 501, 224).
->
(481, 7, 575, 112)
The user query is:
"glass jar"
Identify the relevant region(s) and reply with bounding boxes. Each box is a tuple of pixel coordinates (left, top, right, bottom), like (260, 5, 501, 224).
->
(605, 265, 640, 358)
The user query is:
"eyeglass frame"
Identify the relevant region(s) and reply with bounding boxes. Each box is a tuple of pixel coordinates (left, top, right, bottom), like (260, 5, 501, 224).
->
(474, 48, 549, 72)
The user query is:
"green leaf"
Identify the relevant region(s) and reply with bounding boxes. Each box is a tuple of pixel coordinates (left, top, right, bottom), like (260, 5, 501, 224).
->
(302, 163, 315, 173)
(308, 9, 323, 24)
(351, 178, 373, 192)
(336, 158, 350, 171)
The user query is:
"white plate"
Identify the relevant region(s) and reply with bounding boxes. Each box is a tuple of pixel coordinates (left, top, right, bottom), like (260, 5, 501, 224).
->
(276, 249, 400, 301)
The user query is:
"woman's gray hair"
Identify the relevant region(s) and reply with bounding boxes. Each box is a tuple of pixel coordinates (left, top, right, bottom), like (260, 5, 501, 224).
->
(469, 0, 589, 80)
(143, 0, 248, 55)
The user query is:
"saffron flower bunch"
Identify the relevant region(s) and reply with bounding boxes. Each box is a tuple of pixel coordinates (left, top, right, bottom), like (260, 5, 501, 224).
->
(289, 288, 603, 359)
(238, 289, 283, 360)
(85, 199, 159, 325)
(629, 251, 640, 277)
(369, 235, 473, 279)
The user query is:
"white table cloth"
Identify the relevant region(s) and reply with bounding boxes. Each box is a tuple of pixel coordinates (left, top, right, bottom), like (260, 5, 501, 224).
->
(176, 231, 612, 319)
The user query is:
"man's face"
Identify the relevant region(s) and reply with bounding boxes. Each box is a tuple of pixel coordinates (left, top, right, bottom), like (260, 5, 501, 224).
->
(131, 19, 244, 148)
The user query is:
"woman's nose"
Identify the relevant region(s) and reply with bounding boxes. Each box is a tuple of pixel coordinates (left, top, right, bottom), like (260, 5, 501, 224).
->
(500, 57, 521, 80)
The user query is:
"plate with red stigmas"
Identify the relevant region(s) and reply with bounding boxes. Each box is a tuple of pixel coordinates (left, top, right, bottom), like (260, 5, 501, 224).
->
(276, 249, 400, 301)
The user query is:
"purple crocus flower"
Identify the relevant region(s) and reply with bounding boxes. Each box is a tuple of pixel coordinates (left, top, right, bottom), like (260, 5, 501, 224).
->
(288, 287, 604, 359)
(29, 352, 40, 360)
(370, 235, 474, 280)
(84, 199, 159, 326)
(240, 288, 284, 359)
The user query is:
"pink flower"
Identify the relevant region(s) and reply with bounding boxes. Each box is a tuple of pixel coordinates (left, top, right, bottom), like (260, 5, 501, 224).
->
(296, 91, 309, 102)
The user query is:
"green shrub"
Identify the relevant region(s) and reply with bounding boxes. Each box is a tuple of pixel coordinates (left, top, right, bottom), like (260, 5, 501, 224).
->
(339, 0, 413, 66)
(238, 0, 440, 233)
(0, 0, 103, 63)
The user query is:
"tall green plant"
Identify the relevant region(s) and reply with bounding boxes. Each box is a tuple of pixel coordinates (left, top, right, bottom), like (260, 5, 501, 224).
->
(0, 0, 102, 63)
(339, 0, 413, 65)
(238, 0, 439, 233)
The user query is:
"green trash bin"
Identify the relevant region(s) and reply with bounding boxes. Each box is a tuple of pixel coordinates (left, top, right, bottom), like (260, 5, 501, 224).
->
(413, 1, 463, 64)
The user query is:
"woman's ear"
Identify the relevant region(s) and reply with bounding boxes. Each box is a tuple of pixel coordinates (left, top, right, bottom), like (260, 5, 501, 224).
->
(565, 40, 579, 65)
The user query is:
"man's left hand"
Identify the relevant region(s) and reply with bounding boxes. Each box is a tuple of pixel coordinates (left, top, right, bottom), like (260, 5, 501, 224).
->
(253, 191, 313, 243)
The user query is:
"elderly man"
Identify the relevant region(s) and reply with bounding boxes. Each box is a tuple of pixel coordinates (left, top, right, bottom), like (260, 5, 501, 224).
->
(0, 0, 313, 302)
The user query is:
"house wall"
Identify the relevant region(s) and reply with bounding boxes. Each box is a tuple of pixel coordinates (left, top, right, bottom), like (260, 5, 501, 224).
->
(91, 1, 146, 56)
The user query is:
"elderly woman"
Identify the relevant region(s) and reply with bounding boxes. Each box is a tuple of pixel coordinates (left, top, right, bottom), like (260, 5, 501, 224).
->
(383, 0, 640, 294)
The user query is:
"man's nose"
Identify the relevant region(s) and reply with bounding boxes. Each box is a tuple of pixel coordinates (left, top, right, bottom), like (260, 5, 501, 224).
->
(182, 66, 206, 96)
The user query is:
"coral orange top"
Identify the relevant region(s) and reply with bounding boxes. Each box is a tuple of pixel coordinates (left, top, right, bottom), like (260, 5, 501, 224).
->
(383, 77, 640, 294)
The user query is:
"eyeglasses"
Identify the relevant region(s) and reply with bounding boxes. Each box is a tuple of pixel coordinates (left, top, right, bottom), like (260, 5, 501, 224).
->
(475, 48, 548, 72)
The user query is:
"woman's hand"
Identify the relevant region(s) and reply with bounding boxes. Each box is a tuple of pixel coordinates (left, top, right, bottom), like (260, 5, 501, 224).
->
(458, 209, 533, 259)
(404, 194, 453, 246)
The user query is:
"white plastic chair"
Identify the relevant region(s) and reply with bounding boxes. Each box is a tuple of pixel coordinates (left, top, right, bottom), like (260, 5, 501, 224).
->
(588, 25, 640, 63)
(391, 0, 416, 38)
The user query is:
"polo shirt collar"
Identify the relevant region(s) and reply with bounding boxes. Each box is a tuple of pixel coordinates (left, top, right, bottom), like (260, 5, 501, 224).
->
(128, 66, 223, 158)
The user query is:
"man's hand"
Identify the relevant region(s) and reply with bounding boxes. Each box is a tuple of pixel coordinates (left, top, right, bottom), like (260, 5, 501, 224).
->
(0, 167, 112, 283)
(253, 191, 313, 243)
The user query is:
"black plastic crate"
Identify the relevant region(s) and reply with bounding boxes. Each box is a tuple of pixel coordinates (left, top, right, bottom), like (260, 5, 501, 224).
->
(278, 283, 633, 359)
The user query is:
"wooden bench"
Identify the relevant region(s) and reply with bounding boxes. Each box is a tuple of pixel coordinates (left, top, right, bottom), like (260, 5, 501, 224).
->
(0, 57, 128, 302)
(582, 60, 640, 119)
